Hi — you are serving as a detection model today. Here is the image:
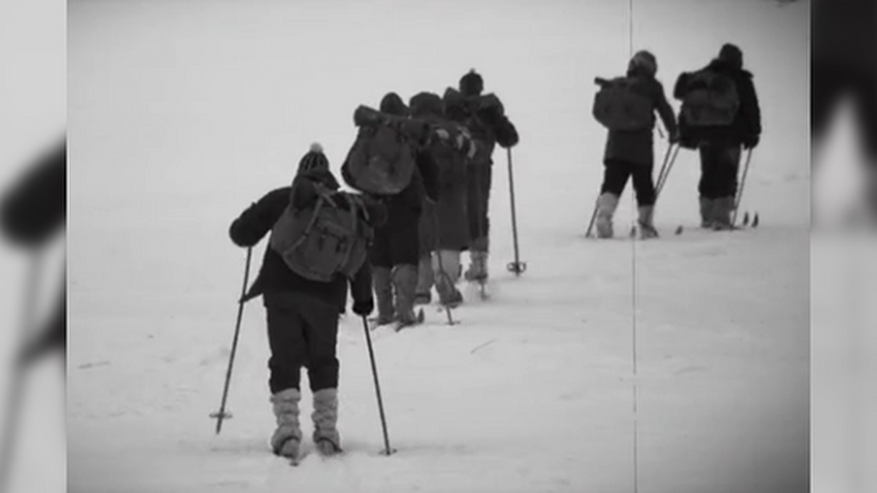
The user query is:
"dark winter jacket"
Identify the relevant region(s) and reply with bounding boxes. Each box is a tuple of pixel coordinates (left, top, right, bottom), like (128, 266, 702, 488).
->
(603, 66, 677, 167)
(673, 59, 762, 146)
(443, 88, 519, 165)
(228, 168, 381, 311)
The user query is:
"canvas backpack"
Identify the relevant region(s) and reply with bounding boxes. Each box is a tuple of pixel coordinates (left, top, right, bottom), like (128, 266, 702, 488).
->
(592, 76, 654, 131)
(269, 182, 373, 283)
(679, 69, 740, 127)
(344, 105, 419, 195)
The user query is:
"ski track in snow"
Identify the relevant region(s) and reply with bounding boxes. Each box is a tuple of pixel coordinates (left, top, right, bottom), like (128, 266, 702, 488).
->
(68, 1, 809, 492)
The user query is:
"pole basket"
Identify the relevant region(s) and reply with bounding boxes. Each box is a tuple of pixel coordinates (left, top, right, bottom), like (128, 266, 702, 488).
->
(507, 261, 527, 275)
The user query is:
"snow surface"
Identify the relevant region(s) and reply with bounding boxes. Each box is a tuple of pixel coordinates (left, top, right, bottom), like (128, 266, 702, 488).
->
(68, 0, 809, 492)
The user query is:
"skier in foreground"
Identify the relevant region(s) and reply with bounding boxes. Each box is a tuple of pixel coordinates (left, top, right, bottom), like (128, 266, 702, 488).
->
(674, 43, 762, 230)
(595, 50, 678, 239)
(228, 143, 385, 460)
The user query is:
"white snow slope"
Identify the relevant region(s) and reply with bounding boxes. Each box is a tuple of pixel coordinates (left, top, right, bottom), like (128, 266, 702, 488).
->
(68, 1, 810, 492)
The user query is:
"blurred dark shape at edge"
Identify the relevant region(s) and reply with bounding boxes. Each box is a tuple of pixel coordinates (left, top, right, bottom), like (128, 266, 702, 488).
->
(0, 138, 67, 368)
(811, 0, 877, 161)
(1, 139, 66, 246)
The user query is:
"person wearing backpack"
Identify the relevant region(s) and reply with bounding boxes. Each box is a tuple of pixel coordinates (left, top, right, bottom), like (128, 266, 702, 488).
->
(341, 92, 439, 329)
(408, 91, 477, 307)
(594, 50, 678, 239)
(674, 43, 762, 230)
(443, 70, 519, 282)
(228, 143, 386, 460)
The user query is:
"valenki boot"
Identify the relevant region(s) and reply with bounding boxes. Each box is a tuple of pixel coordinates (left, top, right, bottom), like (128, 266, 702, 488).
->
(433, 250, 463, 307)
(637, 205, 659, 239)
(711, 196, 735, 230)
(269, 388, 303, 458)
(595, 192, 620, 239)
(312, 388, 342, 455)
(393, 264, 420, 326)
(464, 237, 489, 281)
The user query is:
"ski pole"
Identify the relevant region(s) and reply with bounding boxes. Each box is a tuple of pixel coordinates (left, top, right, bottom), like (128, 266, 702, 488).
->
(585, 194, 600, 238)
(654, 143, 675, 194)
(505, 148, 526, 275)
(731, 148, 754, 227)
(655, 143, 681, 199)
(211, 245, 253, 434)
(361, 315, 395, 456)
(0, 248, 45, 493)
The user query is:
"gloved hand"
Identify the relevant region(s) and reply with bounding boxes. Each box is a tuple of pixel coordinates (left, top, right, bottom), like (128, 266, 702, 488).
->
(668, 130, 680, 144)
(353, 298, 374, 316)
(742, 134, 759, 149)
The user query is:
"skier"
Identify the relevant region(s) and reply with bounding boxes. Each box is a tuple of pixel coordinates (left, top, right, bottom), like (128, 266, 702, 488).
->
(228, 143, 385, 460)
(674, 43, 762, 230)
(410, 91, 477, 307)
(341, 92, 439, 329)
(444, 70, 519, 282)
(595, 50, 678, 239)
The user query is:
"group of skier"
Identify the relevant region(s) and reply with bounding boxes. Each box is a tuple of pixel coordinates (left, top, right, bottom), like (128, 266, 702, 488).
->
(223, 43, 763, 462)
(227, 70, 518, 460)
(593, 43, 762, 237)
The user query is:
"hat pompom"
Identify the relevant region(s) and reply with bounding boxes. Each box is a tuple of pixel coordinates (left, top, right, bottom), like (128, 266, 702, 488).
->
(309, 142, 323, 154)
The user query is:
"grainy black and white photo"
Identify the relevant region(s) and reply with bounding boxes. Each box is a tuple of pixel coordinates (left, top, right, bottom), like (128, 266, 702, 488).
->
(48, 0, 835, 491)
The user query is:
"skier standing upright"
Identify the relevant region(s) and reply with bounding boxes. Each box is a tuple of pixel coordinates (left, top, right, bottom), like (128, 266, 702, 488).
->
(595, 50, 678, 239)
(443, 70, 519, 282)
(674, 43, 762, 230)
(228, 144, 384, 460)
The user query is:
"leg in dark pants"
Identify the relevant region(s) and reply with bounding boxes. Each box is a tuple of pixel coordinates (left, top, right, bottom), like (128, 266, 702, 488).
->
(699, 142, 741, 228)
(465, 163, 492, 280)
(466, 163, 492, 251)
(630, 164, 656, 207)
(263, 291, 340, 393)
(370, 228, 395, 324)
(264, 292, 308, 394)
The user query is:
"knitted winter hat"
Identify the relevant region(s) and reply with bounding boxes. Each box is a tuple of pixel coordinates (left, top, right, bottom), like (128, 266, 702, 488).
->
(409, 92, 443, 118)
(379, 92, 409, 116)
(628, 50, 657, 77)
(460, 69, 484, 96)
(297, 142, 329, 174)
(718, 43, 743, 70)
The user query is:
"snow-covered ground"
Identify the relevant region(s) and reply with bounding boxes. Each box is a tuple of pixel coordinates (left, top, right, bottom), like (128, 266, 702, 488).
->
(68, 1, 809, 492)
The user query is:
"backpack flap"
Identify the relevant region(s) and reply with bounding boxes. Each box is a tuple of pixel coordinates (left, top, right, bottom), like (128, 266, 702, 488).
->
(344, 123, 417, 195)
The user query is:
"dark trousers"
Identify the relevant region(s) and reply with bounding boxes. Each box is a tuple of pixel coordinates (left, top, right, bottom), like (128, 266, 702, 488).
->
(263, 291, 340, 394)
(466, 162, 492, 250)
(698, 142, 741, 199)
(370, 213, 421, 268)
(600, 159, 656, 206)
